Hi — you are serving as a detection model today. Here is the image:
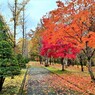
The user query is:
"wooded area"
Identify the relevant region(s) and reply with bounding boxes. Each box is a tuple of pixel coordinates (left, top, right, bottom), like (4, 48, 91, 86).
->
(0, 0, 95, 95)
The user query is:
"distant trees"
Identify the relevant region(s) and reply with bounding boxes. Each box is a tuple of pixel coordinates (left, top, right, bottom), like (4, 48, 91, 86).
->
(9, 0, 30, 54)
(29, 24, 44, 61)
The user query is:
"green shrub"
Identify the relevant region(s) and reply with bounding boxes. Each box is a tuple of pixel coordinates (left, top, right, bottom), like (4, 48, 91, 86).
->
(16, 54, 30, 68)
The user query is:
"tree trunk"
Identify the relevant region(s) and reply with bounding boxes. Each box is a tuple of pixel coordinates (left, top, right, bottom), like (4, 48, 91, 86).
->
(45, 57, 49, 67)
(80, 62, 84, 72)
(22, 5, 25, 57)
(49, 57, 52, 65)
(0, 77, 5, 91)
(14, 0, 17, 54)
(39, 56, 43, 64)
(79, 57, 84, 72)
(87, 59, 95, 82)
(61, 58, 64, 71)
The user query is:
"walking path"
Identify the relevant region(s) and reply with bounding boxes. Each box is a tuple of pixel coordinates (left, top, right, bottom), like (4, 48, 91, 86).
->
(26, 67, 57, 95)
(24, 63, 82, 95)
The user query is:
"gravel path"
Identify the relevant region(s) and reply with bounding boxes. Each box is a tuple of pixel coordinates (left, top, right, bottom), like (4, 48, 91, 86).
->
(25, 67, 82, 95)
(26, 67, 56, 95)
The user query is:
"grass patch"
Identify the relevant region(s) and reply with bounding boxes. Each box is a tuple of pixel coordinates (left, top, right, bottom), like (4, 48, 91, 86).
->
(0, 69, 26, 95)
(45, 66, 91, 76)
(46, 65, 94, 77)
(45, 67, 72, 75)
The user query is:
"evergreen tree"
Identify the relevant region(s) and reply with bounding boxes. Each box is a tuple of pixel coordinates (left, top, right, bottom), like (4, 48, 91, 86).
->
(0, 14, 20, 92)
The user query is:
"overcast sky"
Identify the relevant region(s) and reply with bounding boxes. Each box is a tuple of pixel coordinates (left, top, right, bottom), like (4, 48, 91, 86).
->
(0, 0, 59, 39)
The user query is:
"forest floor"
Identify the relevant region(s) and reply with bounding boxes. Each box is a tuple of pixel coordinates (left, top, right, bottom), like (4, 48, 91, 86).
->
(47, 64, 95, 95)
(24, 61, 95, 95)
(0, 69, 26, 95)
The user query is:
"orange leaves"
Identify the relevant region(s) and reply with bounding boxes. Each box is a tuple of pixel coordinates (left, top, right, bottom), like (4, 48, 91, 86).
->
(74, 10, 90, 27)
(87, 32, 95, 48)
(77, 32, 95, 49)
(56, 1, 64, 8)
(41, 0, 95, 56)
(51, 64, 95, 94)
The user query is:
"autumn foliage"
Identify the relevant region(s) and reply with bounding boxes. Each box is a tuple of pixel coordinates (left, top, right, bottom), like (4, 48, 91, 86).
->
(39, 0, 95, 81)
(40, 40, 79, 59)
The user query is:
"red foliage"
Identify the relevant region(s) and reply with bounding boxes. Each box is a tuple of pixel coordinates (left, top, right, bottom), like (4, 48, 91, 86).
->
(40, 39, 80, 59)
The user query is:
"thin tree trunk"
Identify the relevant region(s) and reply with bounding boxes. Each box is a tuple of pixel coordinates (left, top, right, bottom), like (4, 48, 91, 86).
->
(79, 56, 84, 72)
(87, 59, 95, 82)
(80, 61, 84, 72)
(14, 0, 17, 53)
(39, 56, 42, 64)
(45, 57, 49, 67)
(49, 57, 52, 65)
(0, 77, 5, 91)
(61, 58, 65, 71)
(22, 5, 25, 56)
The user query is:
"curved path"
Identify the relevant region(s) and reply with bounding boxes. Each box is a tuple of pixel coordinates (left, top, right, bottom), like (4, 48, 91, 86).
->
(24, 65, 82, 95)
